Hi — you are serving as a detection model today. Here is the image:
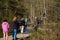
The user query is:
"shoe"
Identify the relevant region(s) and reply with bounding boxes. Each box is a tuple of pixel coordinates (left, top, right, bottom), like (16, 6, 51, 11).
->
(12, 39, 14, 40)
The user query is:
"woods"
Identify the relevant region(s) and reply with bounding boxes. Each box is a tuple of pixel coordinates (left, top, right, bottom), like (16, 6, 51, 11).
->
(0, 0, 60, 40)
(0, 0, 60, 23)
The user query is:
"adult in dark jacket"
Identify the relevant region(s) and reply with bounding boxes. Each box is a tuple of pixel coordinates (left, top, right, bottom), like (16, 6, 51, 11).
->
(20, 18, 25, 33)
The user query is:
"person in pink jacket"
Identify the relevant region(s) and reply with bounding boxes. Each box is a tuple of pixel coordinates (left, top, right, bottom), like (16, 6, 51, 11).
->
(2, 19, 9, 40)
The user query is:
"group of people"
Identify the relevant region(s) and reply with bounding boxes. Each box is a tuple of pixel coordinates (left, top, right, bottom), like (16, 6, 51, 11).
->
(1, 16, 28, 40)
(1, 16, 41, 40)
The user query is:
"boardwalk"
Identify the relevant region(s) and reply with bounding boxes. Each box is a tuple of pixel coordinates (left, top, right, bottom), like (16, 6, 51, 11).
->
(0, 33, 30, 40)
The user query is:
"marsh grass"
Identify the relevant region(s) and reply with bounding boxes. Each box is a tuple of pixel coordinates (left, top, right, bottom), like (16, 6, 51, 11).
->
(24, 23, 60, 40)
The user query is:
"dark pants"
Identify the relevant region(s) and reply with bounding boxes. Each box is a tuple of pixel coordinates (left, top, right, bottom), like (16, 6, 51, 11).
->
(34, 25, 38, 31)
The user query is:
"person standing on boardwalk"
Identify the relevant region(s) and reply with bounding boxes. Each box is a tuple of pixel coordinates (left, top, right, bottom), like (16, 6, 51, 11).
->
(24, 17, 28, 33)
(2, 19, 9, 40)
(12, 16, 19, 40)
(20, 18, 25, 33)
(34, 17, 38, 31)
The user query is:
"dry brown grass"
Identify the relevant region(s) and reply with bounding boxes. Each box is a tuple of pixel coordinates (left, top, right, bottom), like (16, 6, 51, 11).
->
(24, 23, 60, 40)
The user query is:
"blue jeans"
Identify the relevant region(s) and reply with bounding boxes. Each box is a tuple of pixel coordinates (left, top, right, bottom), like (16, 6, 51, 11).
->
(12, 29, 17, 39)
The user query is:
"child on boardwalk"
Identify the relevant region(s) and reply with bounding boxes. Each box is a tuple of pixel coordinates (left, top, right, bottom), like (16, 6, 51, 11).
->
(2, 19, 9, 40)
(12, 16, 19, 40)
